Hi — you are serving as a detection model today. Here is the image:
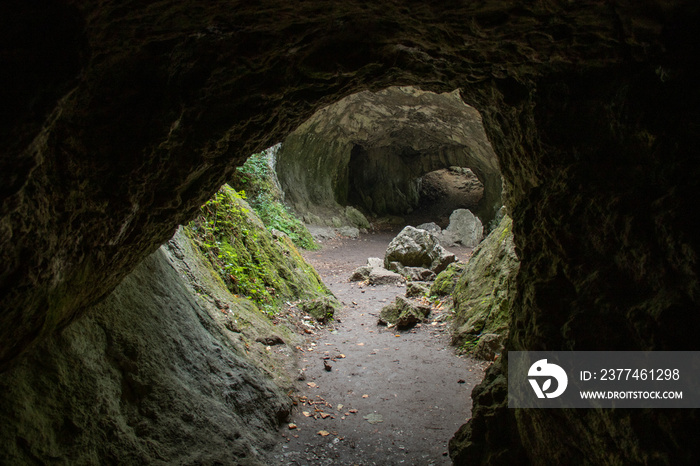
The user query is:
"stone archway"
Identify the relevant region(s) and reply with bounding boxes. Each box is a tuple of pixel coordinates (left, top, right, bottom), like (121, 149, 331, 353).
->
(1, 2, 699, 464)
(276, 86, 502, 228)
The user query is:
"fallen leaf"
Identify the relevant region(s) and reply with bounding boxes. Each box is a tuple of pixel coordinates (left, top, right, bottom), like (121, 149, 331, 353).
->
(362, 394, 369, 398)
(357, 342, 365, 346)
(317, 430, 330, 437)
(349, 409, 358, 413)
(363, 413, 384, 424)
(302, 411, 312, 417)
(320, 412, 331, 419)
(338, 354, 346, 358)
(307, 382, 317, 388)
(337, 404, 344, 411)
(394, 334, 401, 338)
(288, 423, 297, 430)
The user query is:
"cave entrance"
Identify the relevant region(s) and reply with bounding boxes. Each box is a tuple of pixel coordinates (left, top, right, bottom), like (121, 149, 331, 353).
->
(415, 167, 484, 227)
(275, 86, 503, 234)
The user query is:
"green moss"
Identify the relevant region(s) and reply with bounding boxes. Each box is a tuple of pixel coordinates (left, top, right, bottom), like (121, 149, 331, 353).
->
(232, 148, 318, 250)
(300, 296, 341, 323)
(431, 262, 466, 297)
(186, 185, 330, 314)
(451, 215, 519, 353)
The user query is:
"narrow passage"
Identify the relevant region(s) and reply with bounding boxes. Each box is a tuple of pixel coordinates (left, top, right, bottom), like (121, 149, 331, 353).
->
(269, 233, 488, 465)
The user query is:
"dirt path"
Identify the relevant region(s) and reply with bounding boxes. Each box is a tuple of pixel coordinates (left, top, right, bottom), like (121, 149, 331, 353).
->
(268, 233, 488, 466)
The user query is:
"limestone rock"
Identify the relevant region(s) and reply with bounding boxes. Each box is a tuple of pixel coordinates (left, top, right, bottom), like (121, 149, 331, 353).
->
(384, 226, 456, 274)
(0, 233, 300, 465)
(378, 296, 431, 328)
(350, 265, 372, 282)
(430, 263, 467, 297)
(442, 209, 483, 247)
(368, 267, 404, 285)
(406, 282, 431, 298)
(336, 226, 360, 238)
(345, 206, 371, 229)
(450, 215, 517, 355)
(300, 296, 342, 323)
(416, 222, 442, 235)
(391, 263, 436, 282)
(472, 334, 503, 361)
(350, 257, 404, 285)
(367, 257, 383, 268)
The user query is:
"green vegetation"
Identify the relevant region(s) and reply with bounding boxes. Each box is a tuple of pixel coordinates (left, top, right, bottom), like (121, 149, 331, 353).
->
(232, 147, 318, 250)
(187, 184, 329, 315)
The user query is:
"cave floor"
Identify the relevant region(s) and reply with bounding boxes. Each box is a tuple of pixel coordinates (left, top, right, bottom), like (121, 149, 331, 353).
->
(267, 232, 488, 465)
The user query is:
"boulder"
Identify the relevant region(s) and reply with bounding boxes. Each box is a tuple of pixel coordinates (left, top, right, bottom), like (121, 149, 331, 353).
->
(406, 282, 431, 298)
(451, 215, 518, 353)
(384, 226, 456, 273)
(368, 268, 404, 285)
(350, 265, 372, 282)
(416, 222, 442, 235)
(300, 296, 342, 322)
(430, 262, 467, 297)
(336, 226, 360, 238)
(390, 263, 436, 282)
(345, 206, 371, 229)
(366, 257, 383, 268)
(350, 257, 404, 285)
(442, 209, 483, 247)
(378, 296, 431, 328)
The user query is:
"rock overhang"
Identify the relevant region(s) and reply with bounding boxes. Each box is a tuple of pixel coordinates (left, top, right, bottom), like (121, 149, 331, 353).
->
(1, 1, 699, 463)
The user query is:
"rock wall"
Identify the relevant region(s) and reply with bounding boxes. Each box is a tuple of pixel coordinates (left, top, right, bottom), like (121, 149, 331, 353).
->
(0, 228, 300, 464)
(450, 215, 518, 358)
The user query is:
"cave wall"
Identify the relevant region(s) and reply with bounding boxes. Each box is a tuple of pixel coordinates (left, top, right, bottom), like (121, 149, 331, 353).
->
(276, 86, 502, 223)
(2, 1, 700, 464)
(0, 230, 297, 465)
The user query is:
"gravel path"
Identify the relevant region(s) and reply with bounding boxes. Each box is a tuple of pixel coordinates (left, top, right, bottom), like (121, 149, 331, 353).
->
(268, 232, 488, 466)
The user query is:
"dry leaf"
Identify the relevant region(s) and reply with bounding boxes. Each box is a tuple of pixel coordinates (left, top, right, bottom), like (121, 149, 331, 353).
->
(302, 411, 312, 417)
(349, 409, 358, 413)
(363, 413, 384, 424)
(317, 430, 330, 437)
(362, 394, 369, 398)
(288, 423, 297, 430)
(337, 404, 344, 411)
(338, 354, 346, 358)
(357, 342, 365, 346)
(320, 412, 331, 419)
(307, 382, 317, 388)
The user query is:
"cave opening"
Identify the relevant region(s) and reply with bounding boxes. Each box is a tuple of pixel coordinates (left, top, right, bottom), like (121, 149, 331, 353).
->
(275, 86, 503, 237)
(2, 3, 698, 464)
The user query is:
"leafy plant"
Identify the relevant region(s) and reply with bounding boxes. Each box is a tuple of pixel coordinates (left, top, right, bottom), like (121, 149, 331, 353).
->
(233, 146, 318, 250)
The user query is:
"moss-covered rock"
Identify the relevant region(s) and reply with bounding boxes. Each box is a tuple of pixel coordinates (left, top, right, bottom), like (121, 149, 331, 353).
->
(187, 185, 332, 314)
(451, 215, 518, 357)
(299, 296, 342, 323)
(430, 262, 467, 297)
(0, 228, 303, 465)
(406, 282, 431, 298)
(378, 296, 431, 328)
